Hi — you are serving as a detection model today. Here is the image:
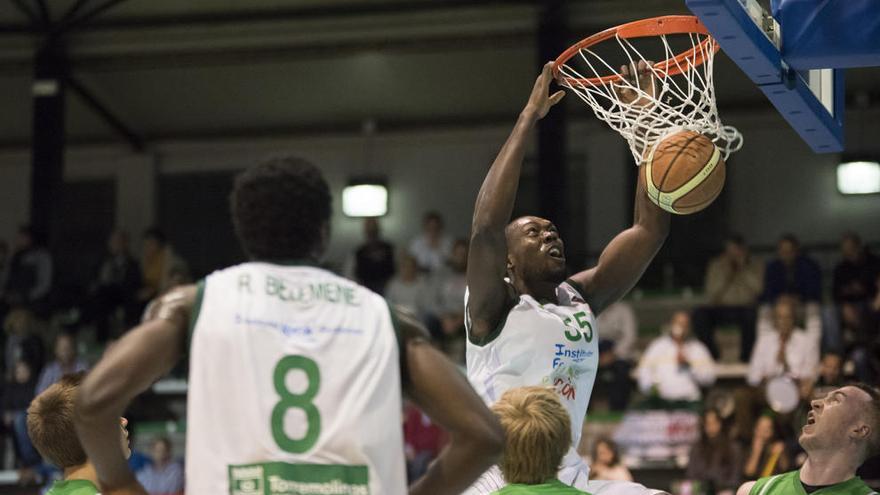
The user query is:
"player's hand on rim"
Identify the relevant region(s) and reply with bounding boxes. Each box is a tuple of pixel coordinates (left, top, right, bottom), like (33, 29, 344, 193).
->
(523, 61, 566, 120)
(615, 59, 657, 107)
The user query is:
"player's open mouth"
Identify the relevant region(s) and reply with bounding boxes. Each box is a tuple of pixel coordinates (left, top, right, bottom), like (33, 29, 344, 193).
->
(548, 246, 564, 259)
(804, 411, 817, 430)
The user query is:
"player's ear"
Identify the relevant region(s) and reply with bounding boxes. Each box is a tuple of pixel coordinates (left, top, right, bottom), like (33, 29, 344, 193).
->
(853, 423, 871, 441)
(506, 255, 515, 280)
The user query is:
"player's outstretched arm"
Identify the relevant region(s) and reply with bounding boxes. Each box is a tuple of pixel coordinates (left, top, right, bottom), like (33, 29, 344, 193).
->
(74, 285, 196, 493)
(570, 167, 670, 315)
(468, 61, 565, 339)
(396, 311, 504, 495)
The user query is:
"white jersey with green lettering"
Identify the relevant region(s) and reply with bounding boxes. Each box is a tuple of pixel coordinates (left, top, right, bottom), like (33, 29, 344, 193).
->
(464, 280, 599, 493)
(186, 261, 406, 495)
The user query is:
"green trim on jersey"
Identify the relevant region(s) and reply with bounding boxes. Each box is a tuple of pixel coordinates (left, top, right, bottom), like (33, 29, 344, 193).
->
(563, 279, 588, 303)
(387, 302, 410, 387)
(187, 279, 206, 350)
(750, 470, 876, 495)
(491, 479, 591, 494)
(466, 298, 515, 347)
(46, 479, 100, 495)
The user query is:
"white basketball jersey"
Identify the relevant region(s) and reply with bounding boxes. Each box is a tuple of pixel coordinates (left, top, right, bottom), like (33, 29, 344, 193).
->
(465, 281, 599, 491)
(186, 262, 406, 495)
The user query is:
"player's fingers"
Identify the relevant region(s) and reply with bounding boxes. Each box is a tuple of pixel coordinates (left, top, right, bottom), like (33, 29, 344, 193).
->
(620, 64, 630, 77)
(549, 90, 566, 105)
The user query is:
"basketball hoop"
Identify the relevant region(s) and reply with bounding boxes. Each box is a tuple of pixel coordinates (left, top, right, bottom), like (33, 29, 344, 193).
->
(554, 15, 743, 165)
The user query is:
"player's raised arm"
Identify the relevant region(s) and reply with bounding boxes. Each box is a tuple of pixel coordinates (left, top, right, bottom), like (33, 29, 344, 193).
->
(467, 61, 565, 339)
(570, 162, 670, 314)
(395, 310, 504, 495)
(74, 285, 196, 493)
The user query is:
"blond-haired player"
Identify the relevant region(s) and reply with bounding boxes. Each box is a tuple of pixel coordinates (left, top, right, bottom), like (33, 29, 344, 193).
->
(490, 387, 590, 494)
(737, 384, 880, 495)
(27, 372, 131, 495)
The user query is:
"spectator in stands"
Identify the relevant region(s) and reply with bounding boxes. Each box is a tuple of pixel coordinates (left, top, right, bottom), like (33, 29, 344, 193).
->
(734, 298, 819, 440)
(637, 310, 716, 403)
(743, 414, 791, 480)
(3, 307, 45, 382)
(761, 234, 821, 304)
(403, 401, 447, 482)
(426, 239, 468, 361)
(2, 360, 35, 466)
(386, 253, 431, 321)
(353, 217, 395, 294)
(686, 408, 743, 495)
(588, 437, 632, 482)
(596, 301, 637, 411)
(832, 232, 880, 304)
(693, 234, 763, 362)
(87, 230, 142, 343)
(35, 333, 88, 396)
(3, 226, 53, 314)
(836, 303, 878, 383)
(0, 239, 9, 300)
(408, 211, 452, 273)
(136, 437, 184, 495)
(139, 227, 188, 303)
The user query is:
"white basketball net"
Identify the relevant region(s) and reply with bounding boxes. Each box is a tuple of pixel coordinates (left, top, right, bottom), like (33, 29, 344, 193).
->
(557, 31, 743, 165)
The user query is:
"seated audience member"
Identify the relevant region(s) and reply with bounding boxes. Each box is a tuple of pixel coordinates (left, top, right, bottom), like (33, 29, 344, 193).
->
(743, 414, 792, 480)
(386, 253, 432, 321)
(588, 437, 632, 482)
(693, 235, 763, 362)
(36, 333, 88, 396)
(637, 311, 716, 403)
(26, 372, 133, 494)
(760, 234, 821, 304)
(352, 217, 395, 295)
(737, 385, 880, 495)
(490, 387, 588, 494)
(3, 361, 36, 465)
(686, 408, 743, 495)
(403, 401, 447, 482)
(87, 230, 143, 343)
(596, 301, 637, 411)
(3, 226, 53, 314)
(734, 299, 819, 439)
(408, 211, 452, 273)
(136, 437, 184, 495)
(832, 232, 880, 305)
(3, 307, 45, 381)
(139, 228, 188, 303)
(427, 239, 469, 360)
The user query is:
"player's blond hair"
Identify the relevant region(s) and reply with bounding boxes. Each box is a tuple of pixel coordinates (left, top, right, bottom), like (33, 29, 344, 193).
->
(26, 372, 88, 468)
(492, 386, 571, 485)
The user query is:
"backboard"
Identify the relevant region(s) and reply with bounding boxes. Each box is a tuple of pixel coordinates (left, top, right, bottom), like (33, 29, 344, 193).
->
(686, 0, 879, 153)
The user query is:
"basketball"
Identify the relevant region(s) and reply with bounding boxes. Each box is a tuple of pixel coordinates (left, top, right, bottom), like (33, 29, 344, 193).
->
(643, 129, 726, 215)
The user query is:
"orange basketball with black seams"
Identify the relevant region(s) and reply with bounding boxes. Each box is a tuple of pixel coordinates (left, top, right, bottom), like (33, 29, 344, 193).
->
(643, 129, 726, 215)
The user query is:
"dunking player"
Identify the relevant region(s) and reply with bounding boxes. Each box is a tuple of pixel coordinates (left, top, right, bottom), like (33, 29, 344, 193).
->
(74, 158, 503, 495)
(737, 384, 880, 495)
(464, 61, 669, 494)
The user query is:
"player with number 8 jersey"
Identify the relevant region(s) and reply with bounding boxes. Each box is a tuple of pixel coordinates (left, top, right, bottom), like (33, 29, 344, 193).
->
(74, 157, 503, 495)
(187, 261, 404, 494)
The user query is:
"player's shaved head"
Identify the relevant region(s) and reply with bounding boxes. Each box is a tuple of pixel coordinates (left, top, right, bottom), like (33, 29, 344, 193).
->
(504, 216, 567, 290)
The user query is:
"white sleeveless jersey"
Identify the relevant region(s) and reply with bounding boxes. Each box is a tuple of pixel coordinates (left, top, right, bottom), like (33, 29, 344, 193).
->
(465, 281, 599, 491)
(186, 262, 406, 495)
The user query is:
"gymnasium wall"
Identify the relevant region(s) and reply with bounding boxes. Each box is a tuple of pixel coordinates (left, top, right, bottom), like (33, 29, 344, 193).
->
(0, 108, 876, 276)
